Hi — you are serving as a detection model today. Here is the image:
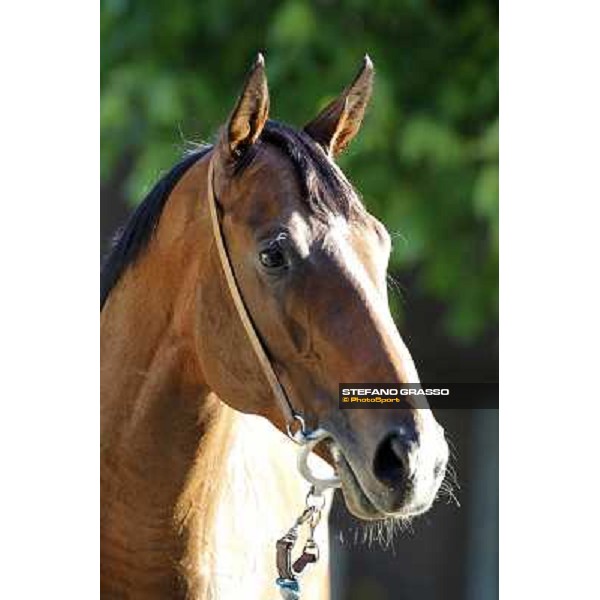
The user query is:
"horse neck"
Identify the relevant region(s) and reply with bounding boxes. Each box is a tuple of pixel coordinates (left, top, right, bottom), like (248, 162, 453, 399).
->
(100, 279, 325, 598)
(100, 158, 235, 595)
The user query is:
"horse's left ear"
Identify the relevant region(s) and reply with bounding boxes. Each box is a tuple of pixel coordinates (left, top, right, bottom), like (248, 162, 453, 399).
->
(304, 55, 374, 157)
(223, 53, 270, 157)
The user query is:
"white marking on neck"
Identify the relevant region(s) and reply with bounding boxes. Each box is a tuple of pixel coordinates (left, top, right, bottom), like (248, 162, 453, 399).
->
(207, 412, 331, 599)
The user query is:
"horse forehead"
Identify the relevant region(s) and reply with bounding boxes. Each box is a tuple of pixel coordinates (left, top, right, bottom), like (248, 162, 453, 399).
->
(247, 144, 299, 192)
(290, 214, 361, 261)
(232, 150, 302, 222)
(321, 215, 384, 264)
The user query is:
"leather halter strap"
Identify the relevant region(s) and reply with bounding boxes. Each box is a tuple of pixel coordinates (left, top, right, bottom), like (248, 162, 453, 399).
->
(206, 155, 301, 436)
(205, 151, 342, 499)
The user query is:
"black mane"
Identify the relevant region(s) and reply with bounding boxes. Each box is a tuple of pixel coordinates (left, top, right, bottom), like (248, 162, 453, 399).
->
(100, 147, 211, 308)
(100, 121, 363, 309)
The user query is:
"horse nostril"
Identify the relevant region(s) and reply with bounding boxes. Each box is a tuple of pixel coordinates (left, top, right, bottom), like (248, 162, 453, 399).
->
(373, 432, 414, 487)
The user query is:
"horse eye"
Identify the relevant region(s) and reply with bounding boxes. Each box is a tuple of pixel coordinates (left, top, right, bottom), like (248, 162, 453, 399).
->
(259, 242, 287, 270)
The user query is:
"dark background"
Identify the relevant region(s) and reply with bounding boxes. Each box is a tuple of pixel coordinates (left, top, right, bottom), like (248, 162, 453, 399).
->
(101, 1, 498, 598)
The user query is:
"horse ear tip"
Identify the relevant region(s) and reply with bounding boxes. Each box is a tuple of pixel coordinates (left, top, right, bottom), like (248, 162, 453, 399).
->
(255, 52, 266, 69)
(363, 54, 374, 72)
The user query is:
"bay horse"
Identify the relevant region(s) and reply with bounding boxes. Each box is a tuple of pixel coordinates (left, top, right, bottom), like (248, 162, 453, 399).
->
(101, 54, 449, 599)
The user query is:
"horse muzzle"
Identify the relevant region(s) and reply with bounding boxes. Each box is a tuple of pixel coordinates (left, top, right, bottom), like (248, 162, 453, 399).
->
(329, 423, 449, 520)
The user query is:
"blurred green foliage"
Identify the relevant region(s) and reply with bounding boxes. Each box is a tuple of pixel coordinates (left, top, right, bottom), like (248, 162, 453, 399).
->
(101, 0, 498, 340)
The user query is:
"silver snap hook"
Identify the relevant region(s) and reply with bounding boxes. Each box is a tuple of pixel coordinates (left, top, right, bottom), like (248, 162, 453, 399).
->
(297, 429, 342, 494)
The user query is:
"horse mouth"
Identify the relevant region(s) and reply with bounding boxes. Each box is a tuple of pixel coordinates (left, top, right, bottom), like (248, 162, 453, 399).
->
(328, 442, 400, 521)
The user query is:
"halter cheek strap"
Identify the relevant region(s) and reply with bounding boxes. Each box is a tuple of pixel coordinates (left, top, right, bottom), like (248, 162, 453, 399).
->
(205, 156, 298, 431)
(205, 155, 339, 456)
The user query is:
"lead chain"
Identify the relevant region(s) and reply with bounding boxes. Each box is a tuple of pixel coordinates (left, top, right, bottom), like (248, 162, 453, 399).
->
(275, 486, 327, 600)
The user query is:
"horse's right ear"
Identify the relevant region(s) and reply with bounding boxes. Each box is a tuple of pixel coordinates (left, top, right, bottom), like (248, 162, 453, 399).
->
(220, 53, 269, 159)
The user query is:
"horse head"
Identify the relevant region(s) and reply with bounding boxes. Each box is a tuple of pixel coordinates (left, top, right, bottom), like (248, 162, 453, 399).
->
(196, 55, 449, 521)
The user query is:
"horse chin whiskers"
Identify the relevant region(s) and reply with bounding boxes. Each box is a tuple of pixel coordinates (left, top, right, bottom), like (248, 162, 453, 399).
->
(339, 512, 415, 552)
